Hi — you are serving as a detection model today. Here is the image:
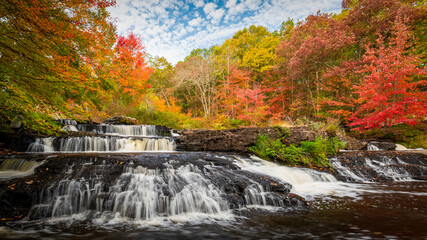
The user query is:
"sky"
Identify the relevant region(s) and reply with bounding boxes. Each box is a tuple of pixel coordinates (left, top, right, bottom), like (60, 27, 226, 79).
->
(108, 0, 343, 65)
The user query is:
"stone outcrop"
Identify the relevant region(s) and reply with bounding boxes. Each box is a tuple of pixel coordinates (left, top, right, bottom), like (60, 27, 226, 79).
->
(176, 126, 363, 152)
(176, 127, 280, 152)
(103, 116, 137, 125)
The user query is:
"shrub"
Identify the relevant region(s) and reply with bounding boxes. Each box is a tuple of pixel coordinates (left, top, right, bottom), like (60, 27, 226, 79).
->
(249, 135, 346, 168)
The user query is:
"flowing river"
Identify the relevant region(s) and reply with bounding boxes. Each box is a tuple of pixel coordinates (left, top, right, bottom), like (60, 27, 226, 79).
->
(0, 123, 425, 239)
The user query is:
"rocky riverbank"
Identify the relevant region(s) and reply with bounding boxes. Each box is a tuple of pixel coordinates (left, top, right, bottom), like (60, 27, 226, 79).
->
(176, 126, 366, 152)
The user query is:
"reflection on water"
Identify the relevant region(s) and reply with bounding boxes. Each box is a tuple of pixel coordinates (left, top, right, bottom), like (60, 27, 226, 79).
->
(1, 182, 426, 239)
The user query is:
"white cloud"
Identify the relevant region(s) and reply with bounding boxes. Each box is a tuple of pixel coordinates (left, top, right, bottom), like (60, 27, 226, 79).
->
(188, 17, 203, 26)
(210, 8, 225, 24)
(203, 2, 217, 15)
(225, 0, 237, 8)
(192, 0, 205, 8)
(109, 0, 342, 64)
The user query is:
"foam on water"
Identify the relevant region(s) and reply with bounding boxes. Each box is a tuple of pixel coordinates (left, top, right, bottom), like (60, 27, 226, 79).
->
(27, 136, 175, 153)
(233, 155, 361, 199)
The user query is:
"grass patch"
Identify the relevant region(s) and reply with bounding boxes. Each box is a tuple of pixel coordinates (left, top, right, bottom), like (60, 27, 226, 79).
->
(249, 135, 346, 168)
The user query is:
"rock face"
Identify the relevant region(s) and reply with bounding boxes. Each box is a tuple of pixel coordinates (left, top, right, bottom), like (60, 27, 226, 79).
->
(103, 116, 137, 125)
(177, 127, 281, 152)
(176, 126, 365, 152)
(0, 132, 40, 153)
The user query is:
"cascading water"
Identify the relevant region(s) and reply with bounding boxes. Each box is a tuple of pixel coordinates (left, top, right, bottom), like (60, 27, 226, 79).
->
(0, 158, 45, 180)
(22, 153, 306, 224)
(330, 152, 426, 182)
(76, 124, 157, 136)
(26, 123, 175, 153)
(28, 137, 175, 152)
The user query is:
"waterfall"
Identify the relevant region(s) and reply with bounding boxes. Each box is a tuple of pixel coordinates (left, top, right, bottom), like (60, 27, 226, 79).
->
(28, 163, 229, 221)
(231, 155, 367, 199)
(27, 136, 175, 152)
(76, 124, 157, 136)
(27, 137, 55, 152)
(330, 156, 416, 182)
(26, 154, 307, 223)
(0, 158, 45, 180)
(27, 122, 175, 153)
(330, 155, 425, 182)
(367, 143, 380, 151)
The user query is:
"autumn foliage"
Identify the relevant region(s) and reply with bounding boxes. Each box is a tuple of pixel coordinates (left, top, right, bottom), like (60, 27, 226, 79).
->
(0, 0, 426, 134)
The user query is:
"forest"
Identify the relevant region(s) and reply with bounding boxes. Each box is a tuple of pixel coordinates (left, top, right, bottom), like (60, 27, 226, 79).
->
(0, 0, 426, 146)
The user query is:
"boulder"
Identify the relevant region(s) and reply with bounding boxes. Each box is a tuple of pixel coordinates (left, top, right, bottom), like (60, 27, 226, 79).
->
(103, 116, 137, 125)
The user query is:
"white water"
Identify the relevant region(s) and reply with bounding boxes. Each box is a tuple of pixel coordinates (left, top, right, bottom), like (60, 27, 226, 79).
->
(232, 154, 423, 201)
(26, 137, 55, 152)
(27, 137, 175, 152)
(0, 158, 45, 180)
(364, 157, 412, 181)
(77, 124, 157, 136)
(329, 157, 368, 183)
(329, 156, 415, 182)
(28, 163, 235, 223)
(367, 144, 381, 151)
(233, 156, 364, 199)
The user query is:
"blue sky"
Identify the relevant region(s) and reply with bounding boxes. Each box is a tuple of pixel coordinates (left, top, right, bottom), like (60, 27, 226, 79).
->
(108, 0, 342, 65)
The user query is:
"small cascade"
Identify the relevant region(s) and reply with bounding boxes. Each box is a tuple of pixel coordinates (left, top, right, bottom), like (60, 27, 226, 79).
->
(26, 120, 176, 153)
(329, 153, 425, 182)
(234, 156, 337, 187)
(25, 154, 306, 222)
(330, 158, 368, 182)
(76, 124, 157, 136)
(27, 136, 175, 152)
(58, 119, 77, 126)
(367, 144, 380, 151)
(27, 137, 55, 152)
(0, 158, 45, 180)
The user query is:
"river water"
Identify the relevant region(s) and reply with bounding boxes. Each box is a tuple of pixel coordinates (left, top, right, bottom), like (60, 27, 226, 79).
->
(1, 154, 425, 240)
(1, 182, 425, 239)
(0, 123, 426, 239)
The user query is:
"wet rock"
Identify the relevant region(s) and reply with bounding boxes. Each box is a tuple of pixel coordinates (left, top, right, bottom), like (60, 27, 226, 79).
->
(366, 141, 396, 151)
(330, 151, 427, 182)
(103, 116, 137, 125)
(0, 132, 40, 153)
